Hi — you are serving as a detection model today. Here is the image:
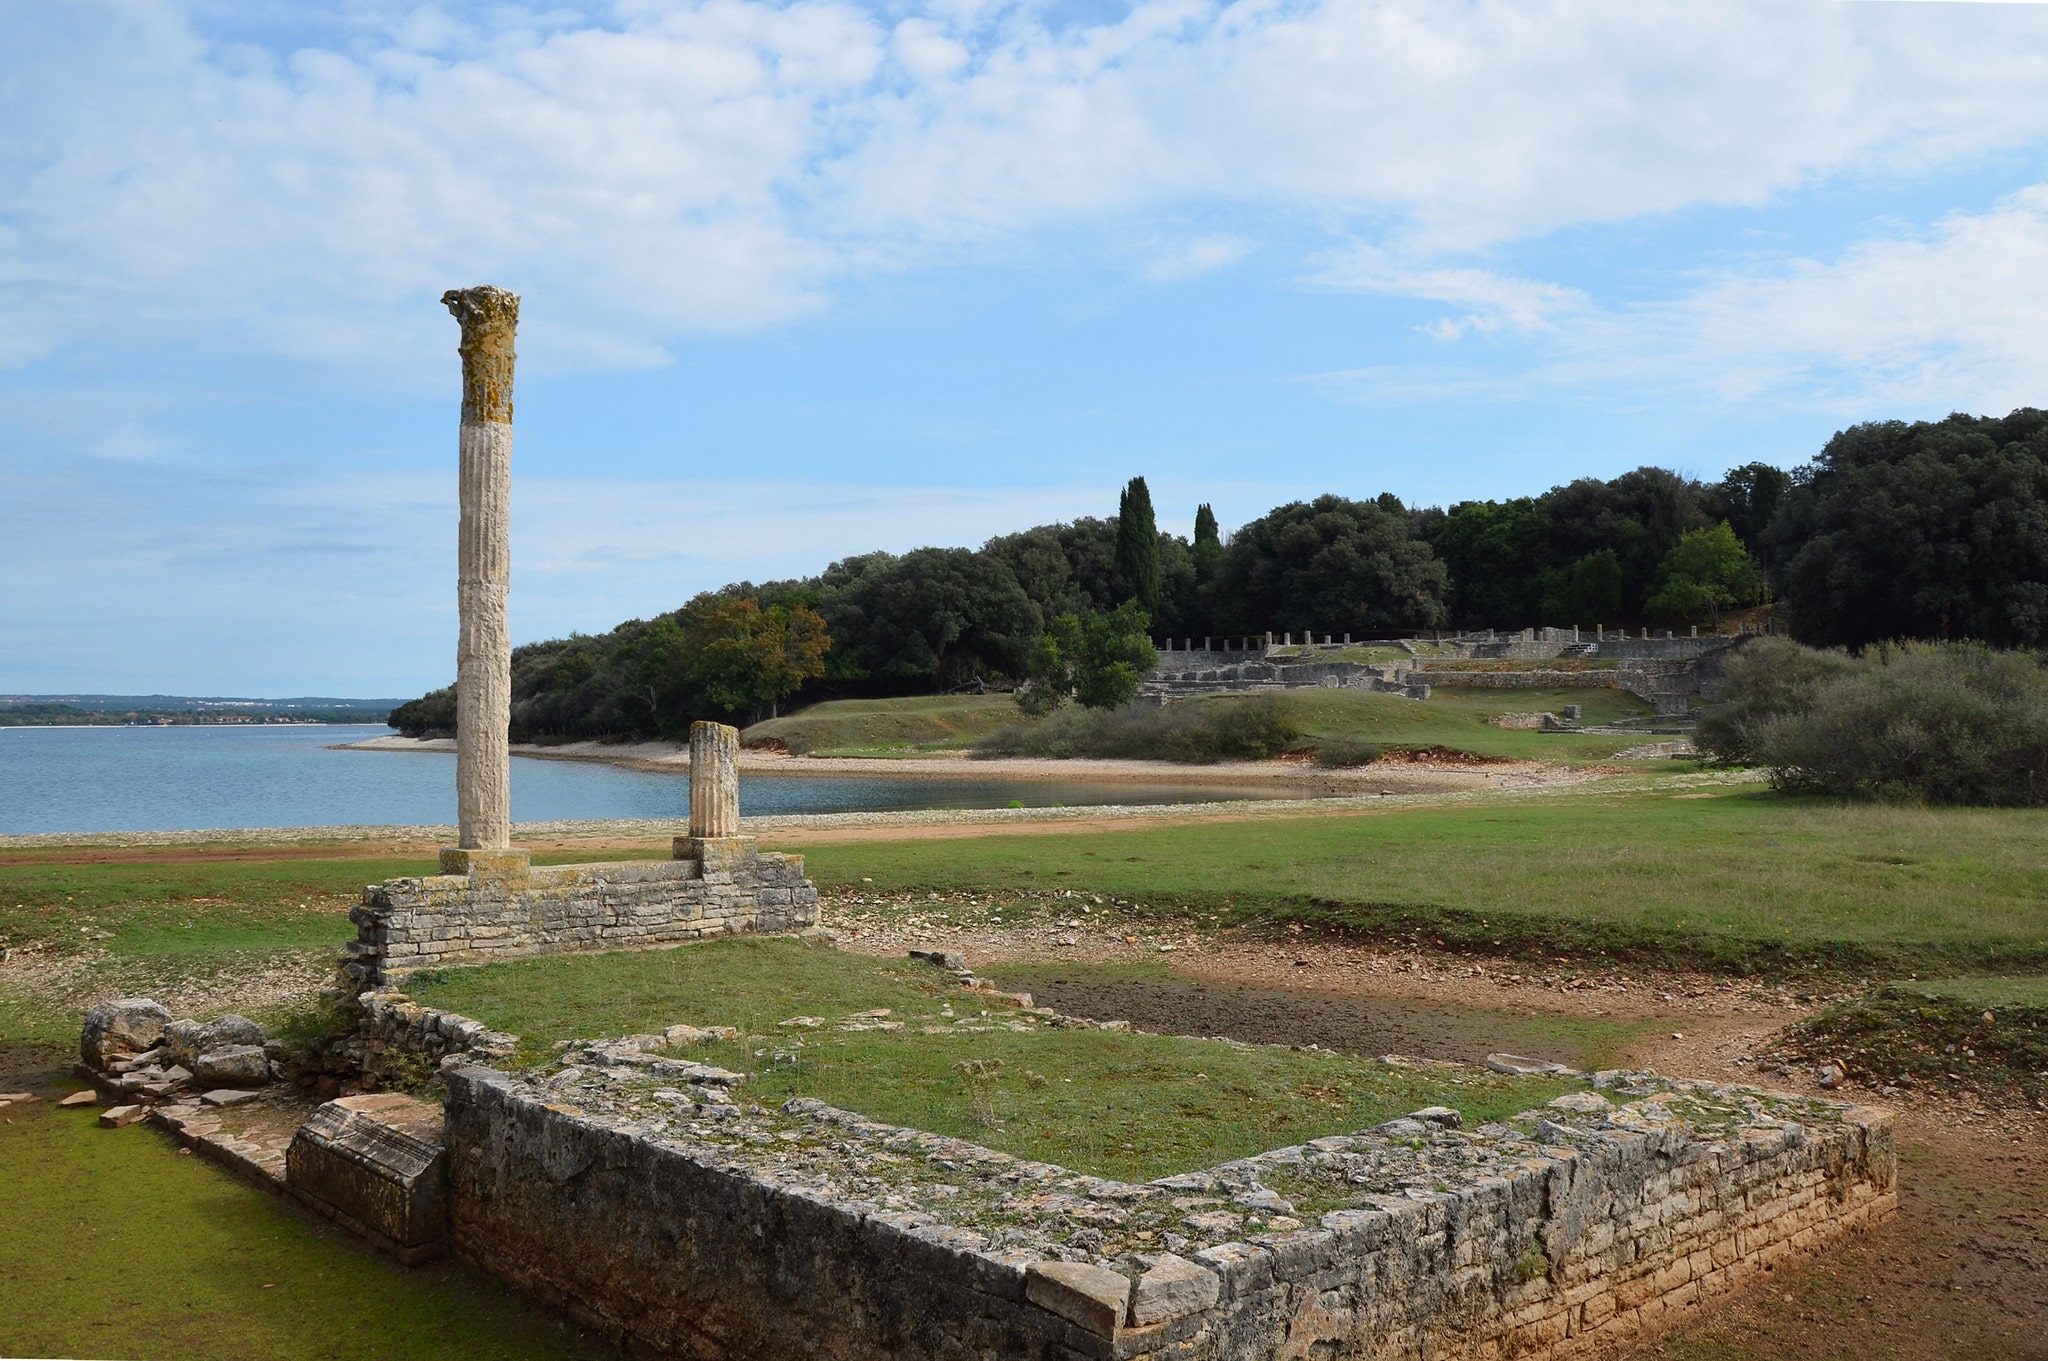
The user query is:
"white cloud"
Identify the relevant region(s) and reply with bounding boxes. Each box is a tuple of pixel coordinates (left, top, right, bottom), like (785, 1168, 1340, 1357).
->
(1312, 245, 1593, 337)
(6, 0, 2048, 376)
(1311, 186, 2048, 414)
(1142, 235, 1252, 281)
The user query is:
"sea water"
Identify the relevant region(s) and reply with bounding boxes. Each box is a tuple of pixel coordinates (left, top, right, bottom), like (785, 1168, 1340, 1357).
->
(0, 724, 1275, 835)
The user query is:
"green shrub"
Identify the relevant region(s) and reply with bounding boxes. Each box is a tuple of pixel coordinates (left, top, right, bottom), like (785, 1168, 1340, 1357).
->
(1703, 638, 2048, 805)
(1696, 637, 1860, 763)
(976, 695, 1304, 764)
(1314, 736, 1384, 768)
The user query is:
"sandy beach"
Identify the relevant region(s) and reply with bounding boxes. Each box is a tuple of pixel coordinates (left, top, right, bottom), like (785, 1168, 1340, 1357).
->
(335, 732, 1569, 797)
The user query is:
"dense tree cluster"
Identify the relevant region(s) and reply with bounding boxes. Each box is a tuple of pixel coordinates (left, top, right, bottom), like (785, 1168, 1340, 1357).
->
(1422, 464, 1787, 628)
(389, 408, 2048, 741)
(1765, 410, 2048, 649)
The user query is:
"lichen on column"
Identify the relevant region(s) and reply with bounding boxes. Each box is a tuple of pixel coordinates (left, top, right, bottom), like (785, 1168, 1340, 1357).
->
(443, 285, 519, 852)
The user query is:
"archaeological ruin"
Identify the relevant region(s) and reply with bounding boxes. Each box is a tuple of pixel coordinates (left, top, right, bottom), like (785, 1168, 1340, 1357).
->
(1144, 627, 1750, 717)
(65, 287, 1897, 1361)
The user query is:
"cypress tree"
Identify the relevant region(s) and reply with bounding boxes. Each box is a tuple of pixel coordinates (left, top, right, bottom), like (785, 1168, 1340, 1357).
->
(1115, 476, 1162, 622)
(1192, 503, 1222, 585)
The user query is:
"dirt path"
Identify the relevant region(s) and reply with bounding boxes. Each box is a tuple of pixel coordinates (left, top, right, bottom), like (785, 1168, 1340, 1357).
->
(830, 904, 2046, 1361)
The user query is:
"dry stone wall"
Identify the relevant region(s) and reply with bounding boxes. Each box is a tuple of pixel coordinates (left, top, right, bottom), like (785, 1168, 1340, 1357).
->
(439, 1063, 1894, 1361)
(344, 846, 819, 987)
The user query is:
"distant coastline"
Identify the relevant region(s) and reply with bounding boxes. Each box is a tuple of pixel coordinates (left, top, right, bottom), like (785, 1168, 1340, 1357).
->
(0, 694, 398, 727)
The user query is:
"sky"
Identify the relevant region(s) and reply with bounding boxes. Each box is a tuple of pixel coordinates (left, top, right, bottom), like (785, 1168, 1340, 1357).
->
(5, 0, 2048, 697)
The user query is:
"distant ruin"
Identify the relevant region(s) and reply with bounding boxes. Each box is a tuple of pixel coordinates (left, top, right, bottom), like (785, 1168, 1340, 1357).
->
(1144, 627, 1752, 716)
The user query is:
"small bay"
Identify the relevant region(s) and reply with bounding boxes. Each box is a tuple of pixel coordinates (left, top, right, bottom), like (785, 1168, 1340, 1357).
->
(0, 724, 1271, 835)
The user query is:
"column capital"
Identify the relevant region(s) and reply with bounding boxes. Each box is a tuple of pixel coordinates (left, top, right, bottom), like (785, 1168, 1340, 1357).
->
(442, 286, 520, 425)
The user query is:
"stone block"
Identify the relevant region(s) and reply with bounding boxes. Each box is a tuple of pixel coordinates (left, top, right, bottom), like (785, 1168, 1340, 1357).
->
(80, 998, 172, 1069)
(1128, 1254, 1221, 1326)
(98, 1103, 147, 1128)
(1025, 1260, 1129, 1337)
(165, 1015, 265, 1070)
(287, 1092, 449, 1264)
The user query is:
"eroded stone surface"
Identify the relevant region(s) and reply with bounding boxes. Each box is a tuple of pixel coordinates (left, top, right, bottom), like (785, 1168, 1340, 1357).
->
(80, 999, 171, 1068)
(165, 1015, 264, 1070)
(287, 1092, 449, 1263)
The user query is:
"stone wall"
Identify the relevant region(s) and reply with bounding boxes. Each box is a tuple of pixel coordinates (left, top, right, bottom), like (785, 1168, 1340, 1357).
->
(344, 842, 819, 987)
(281, 991, 519, 1097)
(439, 1064, 1894, 1361)
(1145, 657, 1430, 702)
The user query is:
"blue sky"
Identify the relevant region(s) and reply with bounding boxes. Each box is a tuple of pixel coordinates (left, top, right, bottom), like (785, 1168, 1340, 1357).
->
(6, 0, 2048, 696)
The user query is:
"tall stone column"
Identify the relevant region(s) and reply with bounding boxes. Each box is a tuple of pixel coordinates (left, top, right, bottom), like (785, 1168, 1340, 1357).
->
(441, 286, 524, 876)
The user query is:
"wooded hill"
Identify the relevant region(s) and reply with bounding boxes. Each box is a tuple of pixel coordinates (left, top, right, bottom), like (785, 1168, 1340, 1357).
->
(390, 408, 2048, 742)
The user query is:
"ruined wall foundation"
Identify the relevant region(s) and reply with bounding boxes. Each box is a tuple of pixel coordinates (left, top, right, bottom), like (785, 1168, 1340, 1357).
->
(438, 1064, 1895, 1361)
(344, 846, 818, 987)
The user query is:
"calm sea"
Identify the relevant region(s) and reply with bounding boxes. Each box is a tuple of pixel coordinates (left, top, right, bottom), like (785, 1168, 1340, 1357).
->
(0, 724, 1271, 835)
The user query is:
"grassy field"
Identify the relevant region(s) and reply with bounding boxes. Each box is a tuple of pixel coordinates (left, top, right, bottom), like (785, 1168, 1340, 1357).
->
(741, 695, 1024, 755)
(1278, 686, 1658, 761)
(803, 789, 2048, 974)
(0, 849, 664, 962)
(0, 1095, 611, 1361)
(407, 938, 1581, 1182)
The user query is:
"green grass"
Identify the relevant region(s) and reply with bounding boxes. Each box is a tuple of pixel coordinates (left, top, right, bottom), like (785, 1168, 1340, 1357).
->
(802, 791, 2048, 975)
(0, 855, 432, 958)
(1907, 975, 2048, 1007)
(1280, 686, 1658, 762)
(406, 939, 1581, 1182)
(742, 695, 1027, 755)
(0, 849, 667, 959)
(0, 1094, 611, 1360)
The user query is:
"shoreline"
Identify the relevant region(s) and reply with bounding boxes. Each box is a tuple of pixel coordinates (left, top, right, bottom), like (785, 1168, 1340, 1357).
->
(333, 732, 1559, 796)
(0, 767, 1753, 852)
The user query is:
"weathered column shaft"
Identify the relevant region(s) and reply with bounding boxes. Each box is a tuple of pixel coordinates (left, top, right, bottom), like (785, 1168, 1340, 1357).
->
(444, 286, 519, 852)
(689, 721, 741, 839)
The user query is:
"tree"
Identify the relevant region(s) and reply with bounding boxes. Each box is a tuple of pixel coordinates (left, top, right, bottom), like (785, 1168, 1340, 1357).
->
(676, 594, 831, 718)
(1016, 601, 1157, 712)
(1543, 467, 1710, 616)
(1706, 462, 1793, 563)
(819, 547, 1041, 686)
(1767, 410, 2048, 649)
(982, 526, 1079, 618)
(1538, 549, 1624, 624)
(1115, 477, 1162, 623)
(1192, 504, 1223, 585)
(1206, 495, 1449, 635)
(1424, 498, 1551, 626)
(1643, 522, 1760, 623)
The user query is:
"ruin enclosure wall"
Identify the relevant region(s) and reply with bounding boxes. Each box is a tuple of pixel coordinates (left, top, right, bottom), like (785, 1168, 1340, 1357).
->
(439, 1067, 1895, 1361)
(345, 853, 818, 987)
(446, 1070, 1094, 1361)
